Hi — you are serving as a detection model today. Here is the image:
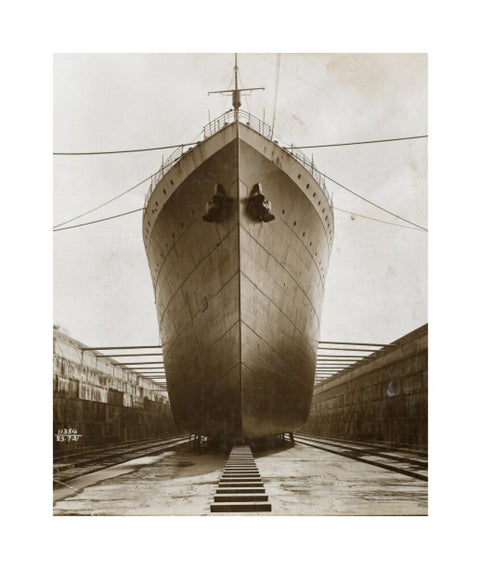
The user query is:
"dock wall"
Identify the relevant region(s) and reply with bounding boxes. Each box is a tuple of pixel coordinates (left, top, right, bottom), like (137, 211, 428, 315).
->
(53, 329, 179, 455)
(300, 325, 428, 449)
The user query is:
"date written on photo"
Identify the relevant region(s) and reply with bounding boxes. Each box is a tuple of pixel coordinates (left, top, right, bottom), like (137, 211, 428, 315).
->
(55, 428, 82, 442)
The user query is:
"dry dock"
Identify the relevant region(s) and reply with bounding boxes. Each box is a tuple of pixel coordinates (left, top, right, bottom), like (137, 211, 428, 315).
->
(53, 440, 426, 515)
(53, 325, 427, 516)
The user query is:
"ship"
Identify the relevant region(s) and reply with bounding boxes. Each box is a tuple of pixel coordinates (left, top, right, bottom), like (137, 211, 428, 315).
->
(142, 59, 334, 442)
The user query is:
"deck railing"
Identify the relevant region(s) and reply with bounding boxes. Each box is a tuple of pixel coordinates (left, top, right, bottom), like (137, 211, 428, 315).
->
(201, 109, 273, 140)
(144, 110, 333, 210)
(282, 143, 333, 206)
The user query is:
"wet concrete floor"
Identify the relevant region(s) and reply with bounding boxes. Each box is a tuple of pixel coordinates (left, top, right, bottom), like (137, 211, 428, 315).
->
(53, 443, 427, 515)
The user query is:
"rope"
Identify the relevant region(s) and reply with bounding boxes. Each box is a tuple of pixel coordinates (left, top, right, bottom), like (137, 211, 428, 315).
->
(53, 207, 144, 232)
(53, 174, 152, 228)
(326, 174, 427, 232)
(53, 142, 197, 156)
(293, 135, 427, 149)
(334, 207, 426, 231)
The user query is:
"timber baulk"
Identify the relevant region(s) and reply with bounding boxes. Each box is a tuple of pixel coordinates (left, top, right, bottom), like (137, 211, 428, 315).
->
(143, 65, 334, 442)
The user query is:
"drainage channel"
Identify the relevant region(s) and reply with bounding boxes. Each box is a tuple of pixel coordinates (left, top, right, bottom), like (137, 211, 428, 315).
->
(210, 445, 271, 513)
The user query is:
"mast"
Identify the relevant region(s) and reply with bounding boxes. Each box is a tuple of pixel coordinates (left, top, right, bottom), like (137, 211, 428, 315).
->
(208, 54, 264, 122)
(233, 53, 240, 120)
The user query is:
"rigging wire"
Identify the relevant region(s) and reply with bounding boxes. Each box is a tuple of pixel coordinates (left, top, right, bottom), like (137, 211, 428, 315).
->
(53, 207, 145, 232)
(214, 66, 235, 116)
(325, 173, 427, 231)
(52, 162, 427, 232)
(334, 207, 426, 231)
(293, 135, 427, 149)
(237, 68, 251, 114)
(223, 67, 235, 112)
(271, 54, 281, 135)
(261, 54, 321, 93)
(53, 172, 153, 229)
(53, 142, 197, 156)
(53, 148, 192, 229)
(52, 203, 425, 234)
(53, 134, 427, 157)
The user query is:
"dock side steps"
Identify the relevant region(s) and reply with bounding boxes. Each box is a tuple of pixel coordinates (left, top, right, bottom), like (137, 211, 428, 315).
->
(210, 445, 271, 513)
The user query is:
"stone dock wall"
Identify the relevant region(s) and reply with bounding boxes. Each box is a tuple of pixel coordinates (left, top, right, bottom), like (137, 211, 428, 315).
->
(53, 329, 180, 455)
(300, 325, 428, 449)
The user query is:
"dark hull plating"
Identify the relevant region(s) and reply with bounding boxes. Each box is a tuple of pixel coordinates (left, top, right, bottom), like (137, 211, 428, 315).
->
(143, 122, 333, 440)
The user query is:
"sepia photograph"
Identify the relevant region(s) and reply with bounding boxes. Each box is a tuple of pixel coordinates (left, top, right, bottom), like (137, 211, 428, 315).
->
(6, 0, 480, 564)
(52, 52, 428, 516)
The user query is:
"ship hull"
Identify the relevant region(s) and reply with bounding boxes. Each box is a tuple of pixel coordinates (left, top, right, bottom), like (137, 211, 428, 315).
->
(143, 122, 333, 440)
